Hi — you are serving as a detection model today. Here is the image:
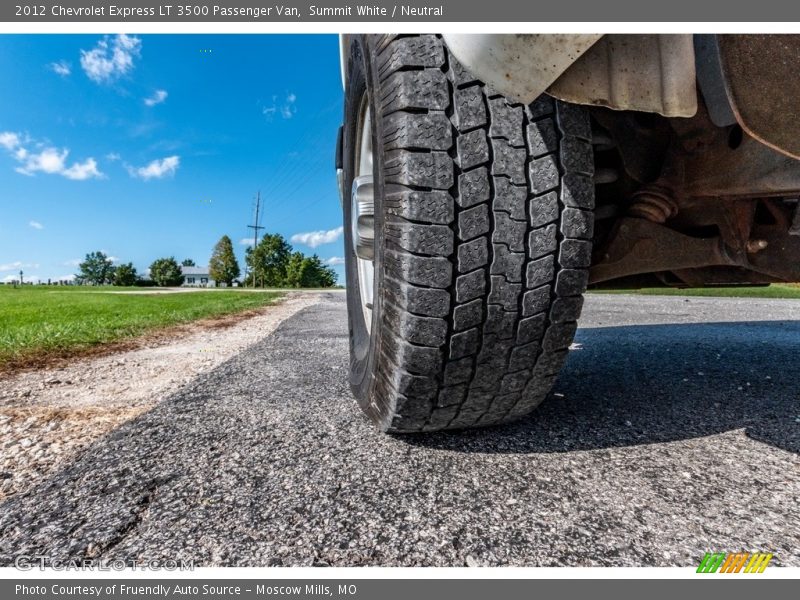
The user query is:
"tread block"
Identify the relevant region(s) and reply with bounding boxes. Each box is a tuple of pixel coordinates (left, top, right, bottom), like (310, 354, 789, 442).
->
(456, 129, 490, 170)
(517, 313, 546, 344)
(488, 276, 521, 311)
(526, 255, 554, 289)
(385, 217, 454, 256)
(458, 204, 490, 241)
(509, 342, 540, 371)
(384, 188, 454, 225)
(453, 298, 483, 332)
(390, 370, 438, 401)
(378, 35, 445, 79)
(483, 304, 517, 339)
(530, 191, 559, 227)
(561, 173, 594, 209)
(382, 335, 442, 375)
(453, 86, 487, 131)
(381, 70, 450, 113)
(543, 321, 578, 352)
(522, 286, 550, 317)
(383, 302, 449, 347)
(529, 154, 560, 194)
(457, 167, 490, 208)
(443, 358, 474, 386)
(550, 296, 584, 323)
(491, 139, 527, 185)
(555, 269, 589, 296)
(490, 244, 525, 283)
(560, 137, 594, 175)
(437, 384, 467, 407)
(449, 327, 480, 359)
(561, 207, 594, 239)
(464, 387, 497, 410)
(559, 239, 593, 268)
(488, 98, 525, 147)
(385, 248, 452, 288)
(528, 224, 558, 260)
(425, 405, 460, 429)
(527, 118, 558, 158)
(383, 112, 453, 152)
(384, 149, 453, 189)
(457, 237, 489, 273)
(455, 269, 486, 303)
(499, 370, 531, 395)
(492, 212, 527, 251)
(494, 177, 527, 220)
(528, 96, 555, 119)
(384, 276, 450, 318)
(557, 100, 592, 140)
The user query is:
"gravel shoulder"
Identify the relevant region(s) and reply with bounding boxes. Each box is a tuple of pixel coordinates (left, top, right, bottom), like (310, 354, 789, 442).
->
(0, 292, 797, 566)
(0, 292, 323, 501)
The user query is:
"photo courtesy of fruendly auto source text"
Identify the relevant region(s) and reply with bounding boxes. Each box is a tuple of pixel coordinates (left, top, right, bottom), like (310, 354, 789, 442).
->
(0, 1, 798, 597)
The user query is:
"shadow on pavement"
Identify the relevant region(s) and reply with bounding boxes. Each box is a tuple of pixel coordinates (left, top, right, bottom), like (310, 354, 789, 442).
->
(405, 320, 800, 455)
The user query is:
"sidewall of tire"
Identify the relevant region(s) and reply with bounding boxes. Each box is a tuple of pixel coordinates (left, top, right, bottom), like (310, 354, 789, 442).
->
(343, 36, 388, 426)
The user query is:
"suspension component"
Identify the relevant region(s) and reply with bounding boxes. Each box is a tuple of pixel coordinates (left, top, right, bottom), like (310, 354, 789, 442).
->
(628, 184, 679, 224)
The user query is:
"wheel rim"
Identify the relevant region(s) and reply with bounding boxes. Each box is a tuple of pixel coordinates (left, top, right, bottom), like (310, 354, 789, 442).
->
(352, 95, 375, 334)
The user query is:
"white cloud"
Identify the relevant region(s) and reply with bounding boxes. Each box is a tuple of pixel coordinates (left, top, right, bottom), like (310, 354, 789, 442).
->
(262, 93, 297, 121)
(127, 155, 180, 180)
(29, 220, 44, 230)
(62, 158, 102, 180)
(105, 152, 121, 161)
(0, 261, 39, 272)
(144, 89, 168, 107)
(0, 132, 20, 150)
(239, 238, 254, 246)
(64, 259, 82, 267)
(80, 34, 141, 84)
(50, 60, 71, 77)
(325, 256, 345, 266)
(291, 226, 344, 249)
(0, 131, 104, 180)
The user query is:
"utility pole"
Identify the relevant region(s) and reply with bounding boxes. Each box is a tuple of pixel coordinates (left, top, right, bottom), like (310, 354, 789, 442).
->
(246, 191, 265, 288)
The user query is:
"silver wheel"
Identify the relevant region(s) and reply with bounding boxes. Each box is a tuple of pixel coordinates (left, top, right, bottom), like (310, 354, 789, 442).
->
(351, 95, 375, 333)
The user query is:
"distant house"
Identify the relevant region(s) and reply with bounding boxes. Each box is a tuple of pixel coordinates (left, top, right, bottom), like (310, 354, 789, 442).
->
(181, 266, 215, 288)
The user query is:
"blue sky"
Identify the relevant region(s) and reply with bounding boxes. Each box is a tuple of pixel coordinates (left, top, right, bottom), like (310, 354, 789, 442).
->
(0, 34, 345, 283)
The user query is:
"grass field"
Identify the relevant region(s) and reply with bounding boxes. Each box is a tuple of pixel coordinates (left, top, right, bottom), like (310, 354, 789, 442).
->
(590, 284, 800, 299)
(0, 286, 283, 370)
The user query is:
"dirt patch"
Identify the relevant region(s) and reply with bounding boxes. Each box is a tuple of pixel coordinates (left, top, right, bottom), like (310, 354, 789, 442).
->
(0, 292, 322, 500)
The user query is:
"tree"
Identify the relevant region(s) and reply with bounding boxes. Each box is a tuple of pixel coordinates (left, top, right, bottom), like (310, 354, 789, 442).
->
(245, 233, 292, 287)
(208, 235, 240, 286)
(149, 257, 184, 287)
(76, 251, 115, 285)
(113, 262, 138, 286)
(284, 251, 306, 288)
(181, 258, 196, 267)
(299, 254, 337, 288)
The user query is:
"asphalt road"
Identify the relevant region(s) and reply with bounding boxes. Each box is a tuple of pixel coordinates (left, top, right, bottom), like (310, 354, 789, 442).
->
(1, 292, 798, 566)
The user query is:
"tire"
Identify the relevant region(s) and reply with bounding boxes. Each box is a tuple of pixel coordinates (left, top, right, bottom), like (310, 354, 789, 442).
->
(343, 35, 595, 432)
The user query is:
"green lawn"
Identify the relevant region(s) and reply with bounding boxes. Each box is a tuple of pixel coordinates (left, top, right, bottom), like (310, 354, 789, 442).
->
(0, 286, 283, 369)
(590, 284, 800, 299)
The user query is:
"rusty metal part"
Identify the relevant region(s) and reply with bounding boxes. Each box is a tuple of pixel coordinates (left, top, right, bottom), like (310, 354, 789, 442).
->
(441, 34, 601, 104)
(628, 185, 678, 223)
(547, 34, 698, 118)
(590, 218, 733, 284)
(590, 215, 800, 285)
(717, 35, 800, 160)
(680, 133, 800, 199)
